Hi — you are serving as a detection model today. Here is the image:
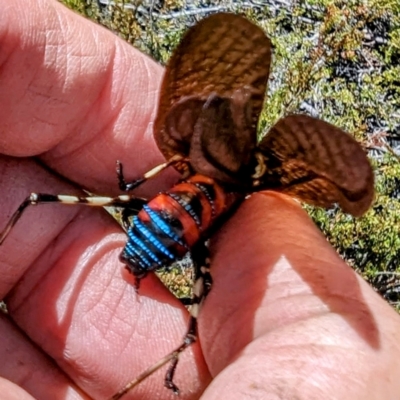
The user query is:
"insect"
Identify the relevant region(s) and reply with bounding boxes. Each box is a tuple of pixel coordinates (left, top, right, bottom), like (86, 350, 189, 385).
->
(0, 12, 374, 400)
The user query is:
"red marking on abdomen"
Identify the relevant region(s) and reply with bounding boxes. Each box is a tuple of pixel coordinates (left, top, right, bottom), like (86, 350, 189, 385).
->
(138, 174, 241, 254)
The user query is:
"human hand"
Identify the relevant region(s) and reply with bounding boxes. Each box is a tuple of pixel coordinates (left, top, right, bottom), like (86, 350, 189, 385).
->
(0, 1, 200, 399)
(1, 1, 400, 400)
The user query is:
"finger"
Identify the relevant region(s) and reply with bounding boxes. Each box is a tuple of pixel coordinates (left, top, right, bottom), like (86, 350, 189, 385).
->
(201, 192, 400, 398)
(0, 377, 36, 400)
(1, 157, 210, 399)
(0, 157, 85, 296)
(0, 315, 88, 400)
(4, 232, 209, 400)
(0, 0, 176, 196)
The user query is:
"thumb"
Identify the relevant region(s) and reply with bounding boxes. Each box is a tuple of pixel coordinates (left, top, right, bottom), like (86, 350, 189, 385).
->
(200, 192, 400, 399)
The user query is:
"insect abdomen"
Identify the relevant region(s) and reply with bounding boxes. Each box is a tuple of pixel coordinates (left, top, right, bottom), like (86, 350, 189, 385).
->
(120, 174, 239, 276)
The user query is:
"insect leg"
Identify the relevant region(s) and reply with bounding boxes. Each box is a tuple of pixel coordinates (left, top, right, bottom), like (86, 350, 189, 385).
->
(164, 242, 212, 392)
(0, 193, 147, 245)
(110, 242, 212, 400)
(117, 154, 188, 191)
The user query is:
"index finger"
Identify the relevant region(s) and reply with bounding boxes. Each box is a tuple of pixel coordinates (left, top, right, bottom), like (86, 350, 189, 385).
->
(0, 0, 173, 195)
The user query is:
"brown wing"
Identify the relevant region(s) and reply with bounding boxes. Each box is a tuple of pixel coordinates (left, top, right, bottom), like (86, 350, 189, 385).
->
(255, 115, 374, 216)
(187, 88, 257, 185)
(154, 13, 272, 173)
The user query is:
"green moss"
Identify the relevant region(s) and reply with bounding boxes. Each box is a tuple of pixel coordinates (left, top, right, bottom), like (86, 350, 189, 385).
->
(61, 0, 101, 16)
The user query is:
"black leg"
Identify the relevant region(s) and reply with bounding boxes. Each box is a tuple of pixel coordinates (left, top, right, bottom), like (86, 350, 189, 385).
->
(0, 193, 147, 245)
(110, 242, 212, 400)
(120, 207, 136, 232)
(163, 242, 212, 391)
(179, 297, 194, 306)
(162, 242, 212, 390)
(164, 316, 197, 394)
(117, 155, 187, 192)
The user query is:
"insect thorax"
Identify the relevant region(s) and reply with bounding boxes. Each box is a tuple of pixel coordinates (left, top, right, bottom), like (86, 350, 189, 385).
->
(119, 174, 241, 277)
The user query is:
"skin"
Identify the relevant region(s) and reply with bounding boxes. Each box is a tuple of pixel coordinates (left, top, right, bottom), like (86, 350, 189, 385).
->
(1, 1, 400, 399)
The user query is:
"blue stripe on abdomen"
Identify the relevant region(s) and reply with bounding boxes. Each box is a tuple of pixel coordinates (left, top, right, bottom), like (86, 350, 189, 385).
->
(167, 193, 201, 226)
(142, 205, 185, 246)
(131, 216, 175, 260)
(122, 205, 188, 274)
